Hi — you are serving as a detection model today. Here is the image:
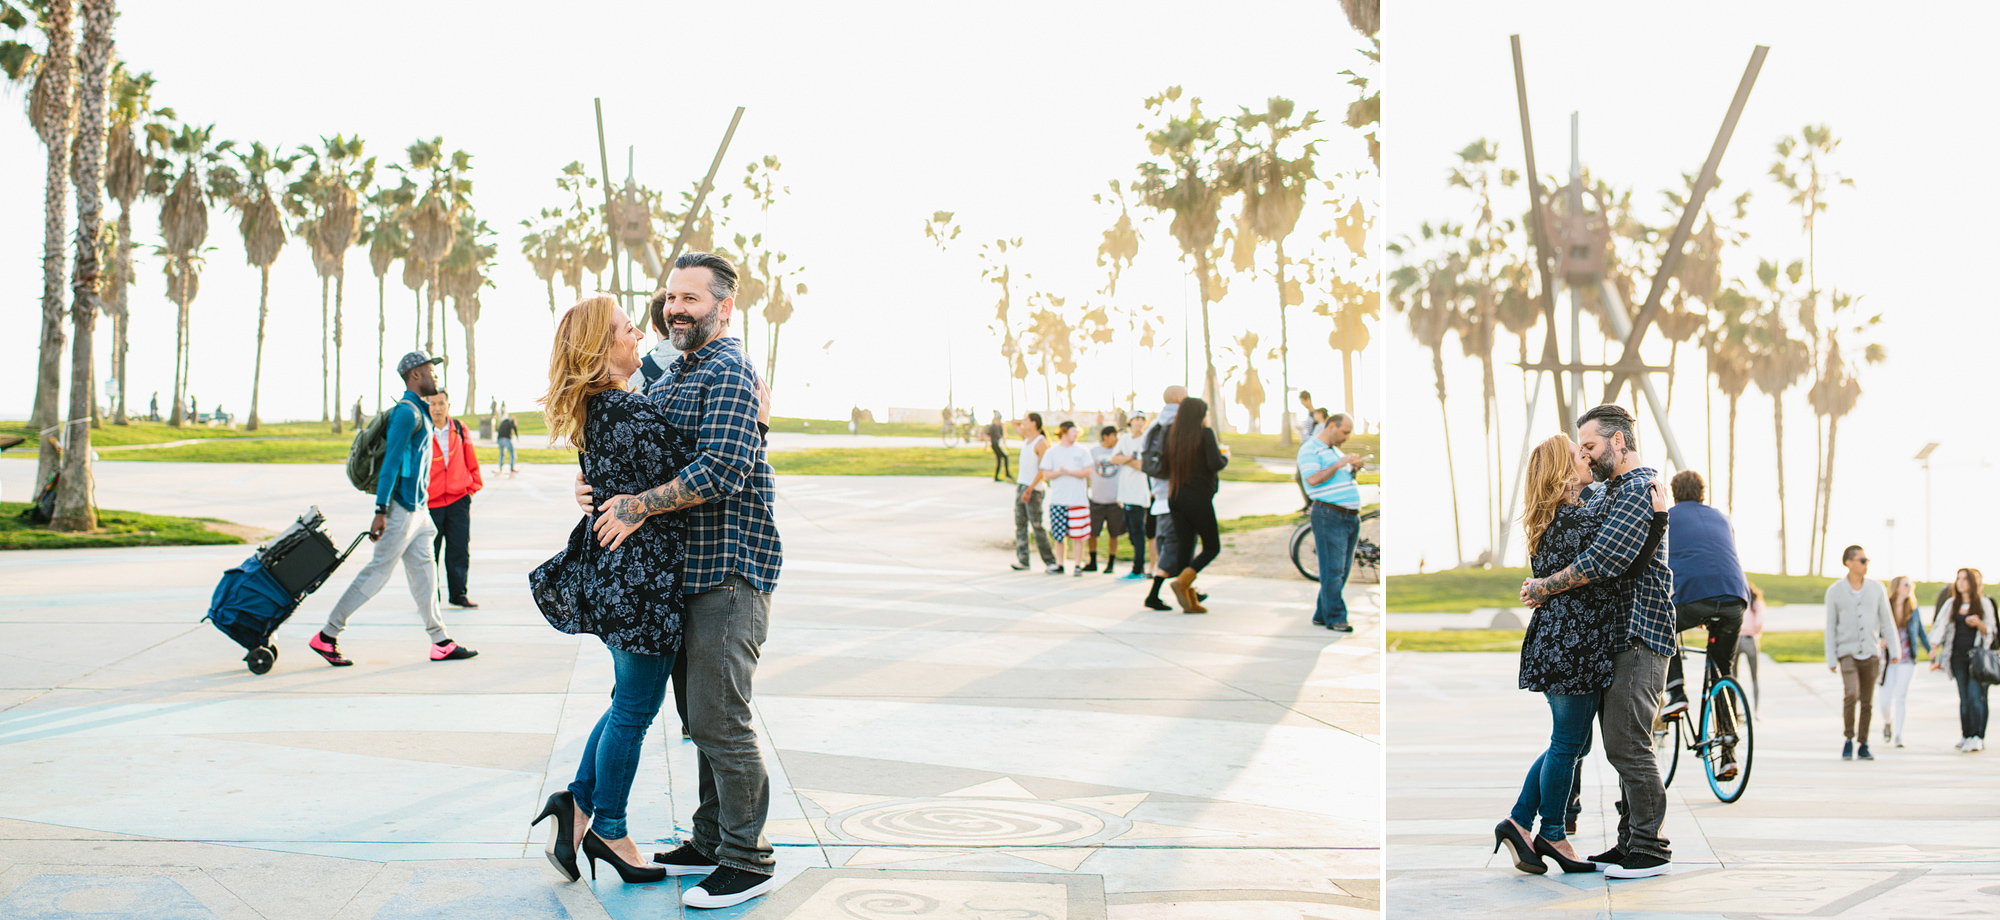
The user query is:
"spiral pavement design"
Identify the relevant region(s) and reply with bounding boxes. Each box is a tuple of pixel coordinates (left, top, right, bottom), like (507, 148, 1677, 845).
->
(829, 798, 1111, 847)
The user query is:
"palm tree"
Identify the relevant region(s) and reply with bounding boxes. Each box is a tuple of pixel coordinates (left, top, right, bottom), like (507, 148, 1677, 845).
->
(519, 209, 562, 313)
(100, 62, 154, 426)
(1133, 86, 1229, 424)
(214, 142, 296, 431)
(400, 138, 470, 380)
(1748, 258, 1811, 574)
(360, 178, 414, 410)
(290, 136, 368, 432)
(1805, 291, 1883, 575)
(758, 251, 803, 390)
(1705, 287, 1755, 515)
(157, 123, 231, 428)
(439, 210, 495, 414)
(1223, 97, 1319, 445)
(1322, 277, 1374, 416)
(979, 237, 1027, 417)
(1772, 125, 1851, 574)
(49, 0, 109, 533)
(5, 0, 74, 486)
(1390, 225, 1468, 565)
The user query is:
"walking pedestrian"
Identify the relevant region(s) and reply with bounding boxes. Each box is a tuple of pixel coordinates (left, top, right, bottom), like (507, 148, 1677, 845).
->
(149, 391, 158, 421)
(1299, 412, 1365, 631)
(1010, 413, 1058, 573)
(576, 252, 783, 909)
(1142, 387, 1185, 610)
(1659, 470, 1749, 777)
(1165, 397, 1228, 613)
(309, 351, 478, 666)
(1931, 567, 1994, 752)
(496, 411, 519, 475)
(1036, 421, 1094, 577)
(1113, 413, 1152, 580)
(1520, 405, 1675, 879)
(987, 410, 1010, 481)
(1086, 425, 1126, 573)
(426, 390, 483, 609)
(1881, 575, 1929, 748)
(1825, 545, 1898, 761)
(528, 296, 691, 887)
(1738, 583, 1766, 710)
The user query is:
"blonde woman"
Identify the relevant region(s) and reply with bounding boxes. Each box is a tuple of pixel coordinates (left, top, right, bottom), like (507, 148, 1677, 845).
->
(527, 297, 696, 885)
(1931, 567, 1995, 751)
(1881, 576, 1929, 747)
(1497, 434, 1668, 876)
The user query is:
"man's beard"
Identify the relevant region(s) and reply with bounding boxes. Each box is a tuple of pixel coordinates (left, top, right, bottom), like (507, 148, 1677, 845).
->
(1588, 448, 1616, 483)
(415, 379, 439, 397)
(666, 309, 720, 351)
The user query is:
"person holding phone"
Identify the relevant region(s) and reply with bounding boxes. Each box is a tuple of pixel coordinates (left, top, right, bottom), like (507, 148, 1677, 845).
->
(1297, 412, 1366, 631)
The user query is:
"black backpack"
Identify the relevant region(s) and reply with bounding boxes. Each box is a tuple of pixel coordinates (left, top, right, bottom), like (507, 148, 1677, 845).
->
(1139, 421, 1170, 479)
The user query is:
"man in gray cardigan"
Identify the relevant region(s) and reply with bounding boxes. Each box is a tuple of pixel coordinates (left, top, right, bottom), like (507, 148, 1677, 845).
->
(1825, 544, 1899, 761)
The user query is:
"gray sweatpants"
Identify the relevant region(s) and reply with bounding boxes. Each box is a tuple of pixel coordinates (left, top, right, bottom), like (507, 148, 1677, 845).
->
(1602, 645, 1672, 860)
(321, 503, 448, 642)
(683, 575, 776, 873)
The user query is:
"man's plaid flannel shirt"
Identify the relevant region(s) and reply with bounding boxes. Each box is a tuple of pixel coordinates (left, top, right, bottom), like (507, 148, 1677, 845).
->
(645, 336, 781, 594)
(1571, 466, 1675, 657)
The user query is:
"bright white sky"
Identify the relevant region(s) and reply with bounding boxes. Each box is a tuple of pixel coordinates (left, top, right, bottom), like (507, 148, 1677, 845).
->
(1386, 1, 2000, 581)
(1, 1, 1378, 435)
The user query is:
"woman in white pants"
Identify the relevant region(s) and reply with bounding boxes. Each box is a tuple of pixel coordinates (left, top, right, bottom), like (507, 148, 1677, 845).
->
(1880, 576, 1927, 747)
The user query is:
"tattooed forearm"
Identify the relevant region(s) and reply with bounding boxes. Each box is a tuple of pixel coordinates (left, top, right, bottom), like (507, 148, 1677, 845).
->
(611, 496, 649, 526)
(639, 477, 705, 517)
(1531, 565, 1592, 601)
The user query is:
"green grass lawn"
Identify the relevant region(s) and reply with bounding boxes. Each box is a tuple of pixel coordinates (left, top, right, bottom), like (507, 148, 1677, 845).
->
(1388, 565, 1954, 612)
(1387, 628, 1835, 663)
(0, 500, 247, 550)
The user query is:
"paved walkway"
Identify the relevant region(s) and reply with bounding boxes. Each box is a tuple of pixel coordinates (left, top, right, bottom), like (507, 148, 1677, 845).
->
(1387, 649, 2000, 918)
(0, 460, 1377, 919)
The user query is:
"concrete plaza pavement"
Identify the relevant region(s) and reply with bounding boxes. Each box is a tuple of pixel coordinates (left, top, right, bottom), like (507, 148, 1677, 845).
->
(1387, 648, 2000, 918)
(0, 458, 1378, 920)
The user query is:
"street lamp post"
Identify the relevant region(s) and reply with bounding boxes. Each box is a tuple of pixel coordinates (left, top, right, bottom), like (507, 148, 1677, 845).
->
(1916, 442, 1940, 580)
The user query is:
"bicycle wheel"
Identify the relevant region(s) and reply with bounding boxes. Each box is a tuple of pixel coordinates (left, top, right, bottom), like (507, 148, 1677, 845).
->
(1654, 712, 1683, 790)
(940, 425, 960, 448)
(1702, 676, 1754, 803)
(1291, 522, 1319, 581)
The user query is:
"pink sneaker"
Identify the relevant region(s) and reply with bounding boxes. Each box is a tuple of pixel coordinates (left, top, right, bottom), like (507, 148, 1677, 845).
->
(308, 632, 353, 667)
(431, 640, 479, 661)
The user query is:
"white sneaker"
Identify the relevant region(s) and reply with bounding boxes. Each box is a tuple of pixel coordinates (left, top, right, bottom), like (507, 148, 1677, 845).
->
(1973, 737, 1986, 752)
(1956, 737, 1970, 751)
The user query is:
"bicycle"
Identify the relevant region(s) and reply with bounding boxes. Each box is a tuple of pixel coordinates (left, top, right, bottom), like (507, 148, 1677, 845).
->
(1290, 508, 1380, 582)
(1652, 642, 1755, 803)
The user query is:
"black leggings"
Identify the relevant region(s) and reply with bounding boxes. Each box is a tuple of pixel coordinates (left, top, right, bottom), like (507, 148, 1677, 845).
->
(992, 445, 1011, 480)
(1167, 495, 1220, 575)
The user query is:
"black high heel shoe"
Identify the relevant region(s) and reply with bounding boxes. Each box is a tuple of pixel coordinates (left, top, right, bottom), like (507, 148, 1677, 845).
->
(531, 791, 582, 882)
(581, 830, 668, 883)
(1531, 834, 1599, 873)
(1493, 820, 1546, 874)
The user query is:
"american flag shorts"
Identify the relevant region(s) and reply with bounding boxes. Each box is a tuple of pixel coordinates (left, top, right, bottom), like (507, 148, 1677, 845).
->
(1048, 503, 1091, 541)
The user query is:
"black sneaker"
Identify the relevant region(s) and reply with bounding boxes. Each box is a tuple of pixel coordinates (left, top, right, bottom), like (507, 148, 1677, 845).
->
(651, 843, 719, 876)
(1857, 742, 1874, 761)
(1329, 623, 1354, 633)
(430, 640, 479, 661)
(1144, 597, 1173, 611)
(682, 866, 777, 909)
(1589, 846, 1625, 871)
(1010, 561, 1030, 571)
(1660, 696, 1688, 720)
(1046, 564, 1064, 575)
(1082, 559, 1098, 572)
(1841, 739, 1854, 760)
(449, 596, 479, 609)
(1604, 852, 1671, 879)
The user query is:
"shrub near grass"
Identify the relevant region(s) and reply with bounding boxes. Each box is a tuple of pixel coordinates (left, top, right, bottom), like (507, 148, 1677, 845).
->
(0, 501, 245, 550)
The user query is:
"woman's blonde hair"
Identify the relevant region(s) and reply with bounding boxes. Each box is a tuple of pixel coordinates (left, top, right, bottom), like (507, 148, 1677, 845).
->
(1888, 575, 1916, 628)
(541, 296, 629, 452)
(1521, 433, 1579, 556)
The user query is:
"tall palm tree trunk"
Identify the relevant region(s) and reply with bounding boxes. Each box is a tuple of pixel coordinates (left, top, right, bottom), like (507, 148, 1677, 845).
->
(169, 267, 186, 428)
(247, 264, 270, 430)
(1726, 394, 1739, 516)
(767, 322, 784, 392)
(1773, 394, 1789, 575)
(319, 274, 330, 421)
(53, 0, 111, 533)
(32, 0, 76, 488)
(1192, 251, 1221, 430)
(111, 196, 132, 424)
(1341, 349, 1355, 416)
(1433, 348, 1463, 566)
(331, 272, 345, 434)
(377, 274, 386, 412)
(1820, 414, 1841, 575)
(1274, 241, 1292, 447)
(1808, 415, 1826, 574)
(461, 320, 477, 416)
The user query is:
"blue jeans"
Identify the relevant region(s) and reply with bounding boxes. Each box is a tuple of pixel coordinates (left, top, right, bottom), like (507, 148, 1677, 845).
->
(570, 646, 677, 841)
(1311, 503, 1359, 626)
(1511, 691, 1599, 842)
(496, 437, 516, 470)
(1952, 657, 1990, 739)
(1123, 504, 1150, 572)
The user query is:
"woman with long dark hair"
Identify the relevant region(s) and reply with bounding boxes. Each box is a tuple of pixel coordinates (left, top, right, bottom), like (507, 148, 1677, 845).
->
(1498, 433, 1667, 875)
(1931, 567, 1995, 752)
(525, 296, 693, 885)
(1164, 397, 1228, 612)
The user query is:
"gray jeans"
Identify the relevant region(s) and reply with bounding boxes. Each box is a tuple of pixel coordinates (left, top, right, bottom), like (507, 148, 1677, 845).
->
(683, 575, 775, 873)
(322, 503, 448, 642)
(1602, 645, 1671, 860)
(1014, 485, 1055, 566)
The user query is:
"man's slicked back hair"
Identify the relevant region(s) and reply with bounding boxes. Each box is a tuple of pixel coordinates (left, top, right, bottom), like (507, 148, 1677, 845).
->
(1577, 404, 1639, 453)
(649, 251, 740, 337)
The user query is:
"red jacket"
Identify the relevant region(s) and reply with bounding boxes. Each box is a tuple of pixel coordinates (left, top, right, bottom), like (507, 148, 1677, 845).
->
(427, 419, 484, 508)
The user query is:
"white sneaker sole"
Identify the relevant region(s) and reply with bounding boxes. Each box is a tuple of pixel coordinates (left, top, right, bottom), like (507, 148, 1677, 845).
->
(656, 862, 720, 877)
(1604, 862, 1671, 879)
(683, 874, 778, 909)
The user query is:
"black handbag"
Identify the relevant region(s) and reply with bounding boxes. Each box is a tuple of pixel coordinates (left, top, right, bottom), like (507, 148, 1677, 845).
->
(1970, 600, 2000, 686)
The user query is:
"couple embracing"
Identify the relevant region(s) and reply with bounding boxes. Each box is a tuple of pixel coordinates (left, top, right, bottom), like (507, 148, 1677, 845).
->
(526, 252, 782, 910)
(1497, 405, 1678, 880)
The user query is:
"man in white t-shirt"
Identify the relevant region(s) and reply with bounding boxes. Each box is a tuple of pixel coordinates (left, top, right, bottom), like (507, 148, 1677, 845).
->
(1111, 413, 1154, 579)
(1086, 425, 1126, 573)
(1036, 421, 1095, 577)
